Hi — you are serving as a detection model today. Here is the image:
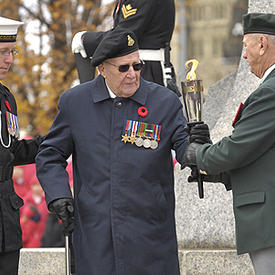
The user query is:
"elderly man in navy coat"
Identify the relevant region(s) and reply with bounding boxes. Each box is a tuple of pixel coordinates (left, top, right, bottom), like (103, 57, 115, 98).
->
(36, 28, 209, 275)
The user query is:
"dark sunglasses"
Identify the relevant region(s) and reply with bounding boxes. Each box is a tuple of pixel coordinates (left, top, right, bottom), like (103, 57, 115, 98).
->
(106, 61, 144, 72)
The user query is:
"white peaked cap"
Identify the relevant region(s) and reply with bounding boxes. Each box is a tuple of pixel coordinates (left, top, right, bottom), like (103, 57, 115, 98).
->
(0, 16, 23, 42)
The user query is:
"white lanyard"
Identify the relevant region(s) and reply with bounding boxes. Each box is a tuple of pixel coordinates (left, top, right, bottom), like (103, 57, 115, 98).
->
(0, 110, 11, 148)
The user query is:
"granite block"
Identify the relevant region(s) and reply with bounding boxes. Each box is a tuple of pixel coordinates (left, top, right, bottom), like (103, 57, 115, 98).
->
(179, 249, 254, 275)
(19, 248, 65, 275)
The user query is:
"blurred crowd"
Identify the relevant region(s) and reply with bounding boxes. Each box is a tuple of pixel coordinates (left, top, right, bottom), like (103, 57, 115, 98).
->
(14, 151, 73, 249)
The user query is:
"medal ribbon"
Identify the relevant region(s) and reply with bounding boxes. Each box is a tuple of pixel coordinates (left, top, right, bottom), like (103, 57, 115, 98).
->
(145, 124, 153, 139)
(132, 121, 138, 136)
(127, 120, 133, 137)
(116, 0, 122, 13)
(137, 122, 145, 137)
(157, 125, 162, 142)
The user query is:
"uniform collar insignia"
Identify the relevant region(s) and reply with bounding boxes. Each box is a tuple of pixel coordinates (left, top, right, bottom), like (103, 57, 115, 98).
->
(121, 4, 137, 19)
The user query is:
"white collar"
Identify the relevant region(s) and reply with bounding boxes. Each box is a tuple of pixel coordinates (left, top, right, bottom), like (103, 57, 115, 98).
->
(105, 81, 116, 98)
(261, 64, 275, 83)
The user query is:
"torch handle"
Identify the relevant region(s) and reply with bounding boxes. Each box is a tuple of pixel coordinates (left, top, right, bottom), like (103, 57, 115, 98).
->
(197, 170, 204, 199)
(185, 122, 205, 199)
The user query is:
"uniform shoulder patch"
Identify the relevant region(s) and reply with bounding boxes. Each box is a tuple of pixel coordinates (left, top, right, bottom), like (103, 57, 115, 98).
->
(121, 4, 137, 19)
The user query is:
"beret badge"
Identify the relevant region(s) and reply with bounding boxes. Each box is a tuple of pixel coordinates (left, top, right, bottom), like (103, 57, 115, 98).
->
(128, 35, 135, 47)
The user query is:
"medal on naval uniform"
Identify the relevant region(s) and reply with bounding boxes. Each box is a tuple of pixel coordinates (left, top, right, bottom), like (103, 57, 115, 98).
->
(6, 111, 20, 138)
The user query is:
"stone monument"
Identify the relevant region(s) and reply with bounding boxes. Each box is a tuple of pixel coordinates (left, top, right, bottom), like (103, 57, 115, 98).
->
(174, 0, 275, 274)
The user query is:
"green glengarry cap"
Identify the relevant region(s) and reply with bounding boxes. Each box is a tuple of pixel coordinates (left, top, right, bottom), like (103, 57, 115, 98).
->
(91, 28, 139, 67)
(243, 13, 275, 35)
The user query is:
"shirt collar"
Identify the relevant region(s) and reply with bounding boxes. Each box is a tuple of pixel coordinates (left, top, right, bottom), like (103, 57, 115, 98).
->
(91, 76, 147, 105)
(105, 82, 116, 98)
(261, 64, 275, 83)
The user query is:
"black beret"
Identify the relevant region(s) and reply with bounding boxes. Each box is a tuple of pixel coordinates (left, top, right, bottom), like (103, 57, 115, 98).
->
(243, 13, 275, 35)
(83, 31, 105, 58)
(91, 28, 139, 67)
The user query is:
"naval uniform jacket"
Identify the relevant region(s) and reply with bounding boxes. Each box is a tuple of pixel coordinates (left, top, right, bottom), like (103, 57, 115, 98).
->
(84, 0, 175, 86)
(0, 83, 41, 252)
(36, 75, 188, 275)
(114, 0, 175, 86)
(196, 69, 275, 255)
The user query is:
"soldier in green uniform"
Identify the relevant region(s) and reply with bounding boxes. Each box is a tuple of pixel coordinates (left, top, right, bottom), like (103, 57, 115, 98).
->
(183, 13, 275, 275)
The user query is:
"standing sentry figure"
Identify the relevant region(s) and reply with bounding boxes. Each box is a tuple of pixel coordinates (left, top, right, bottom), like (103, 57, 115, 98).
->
(0, 16, 43, 275)
(72, 0, 180, 95)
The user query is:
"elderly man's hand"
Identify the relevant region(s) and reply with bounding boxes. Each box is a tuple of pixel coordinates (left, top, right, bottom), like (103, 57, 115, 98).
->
(182, 142, 202, 168)
(48, 198, 74, 235)
(71, 31, 87, 58)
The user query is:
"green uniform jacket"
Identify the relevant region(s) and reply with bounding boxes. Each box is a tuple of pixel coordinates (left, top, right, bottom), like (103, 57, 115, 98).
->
(196, 69, 275, 255)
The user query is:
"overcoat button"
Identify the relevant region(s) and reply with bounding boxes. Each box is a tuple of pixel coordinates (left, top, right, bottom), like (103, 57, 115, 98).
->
(115, 102, 122, 108)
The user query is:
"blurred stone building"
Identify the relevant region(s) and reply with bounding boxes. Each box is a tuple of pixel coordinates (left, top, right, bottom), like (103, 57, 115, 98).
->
(172, 0, 248, 93)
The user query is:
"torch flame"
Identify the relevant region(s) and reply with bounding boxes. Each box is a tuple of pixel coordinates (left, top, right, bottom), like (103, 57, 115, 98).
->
(185, 59, 199, 81)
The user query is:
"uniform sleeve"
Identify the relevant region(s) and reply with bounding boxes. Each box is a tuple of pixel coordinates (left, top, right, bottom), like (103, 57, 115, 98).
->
(168, 97, 189, 164)
(197, 86, 275, 174)
(114, 0, 155, 39)
(36, 94, 74, 206)
(12, 136, 43, 166)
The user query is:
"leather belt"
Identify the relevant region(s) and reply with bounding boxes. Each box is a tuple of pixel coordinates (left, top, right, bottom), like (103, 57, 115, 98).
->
(0, 166, 13, 181)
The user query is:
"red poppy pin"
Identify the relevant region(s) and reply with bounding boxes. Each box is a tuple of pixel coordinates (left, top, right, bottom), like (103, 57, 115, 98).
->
(138, 106, 148, 117)
(5, 100, 11, 111)
(232, 102, 243, 127)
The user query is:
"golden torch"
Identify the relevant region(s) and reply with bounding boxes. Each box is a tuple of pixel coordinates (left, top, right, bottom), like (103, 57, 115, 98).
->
(181, 59, 204, 199)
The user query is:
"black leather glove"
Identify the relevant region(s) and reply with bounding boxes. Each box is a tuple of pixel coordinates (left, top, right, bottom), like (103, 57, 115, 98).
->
(48, 198, 74, 235)
(188, 123, 211, 144)
(182, 142, 202, 168)
(188, 166, 231, 190)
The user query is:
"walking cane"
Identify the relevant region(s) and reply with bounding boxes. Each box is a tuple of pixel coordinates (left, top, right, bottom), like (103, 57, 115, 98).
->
(65, 205, 74, 275)
(65, 234, 71, 275)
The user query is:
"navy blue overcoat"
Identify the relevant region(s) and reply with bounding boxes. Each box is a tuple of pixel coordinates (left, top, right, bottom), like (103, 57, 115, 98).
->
(36, 76, 188, 275)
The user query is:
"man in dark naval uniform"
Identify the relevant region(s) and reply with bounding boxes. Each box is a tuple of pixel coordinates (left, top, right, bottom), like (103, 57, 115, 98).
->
(36, 28, 206, 275)
(183, 13, 275, 275)
(72, 0, 178, 91)
(0, 16, 43, 275)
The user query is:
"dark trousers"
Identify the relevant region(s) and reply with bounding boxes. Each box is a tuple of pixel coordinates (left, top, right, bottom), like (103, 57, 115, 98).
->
(249, 245, 275, 275)
(0, 250, 20, 275)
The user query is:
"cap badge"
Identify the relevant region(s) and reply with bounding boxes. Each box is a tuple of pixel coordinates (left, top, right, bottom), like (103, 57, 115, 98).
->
(127, 35, 135, 47)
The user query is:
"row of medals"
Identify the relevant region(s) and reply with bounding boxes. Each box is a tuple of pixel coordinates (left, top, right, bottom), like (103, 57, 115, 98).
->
(121, 133, 159, 150)
(6, 111, 20, 138)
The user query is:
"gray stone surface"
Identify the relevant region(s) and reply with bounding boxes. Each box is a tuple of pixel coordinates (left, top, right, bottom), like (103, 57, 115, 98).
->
(174, 0, 275, 255)
(179, 250, 254, 275)
(18, 248, 254, 275)
(19, 248, 65, 275)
